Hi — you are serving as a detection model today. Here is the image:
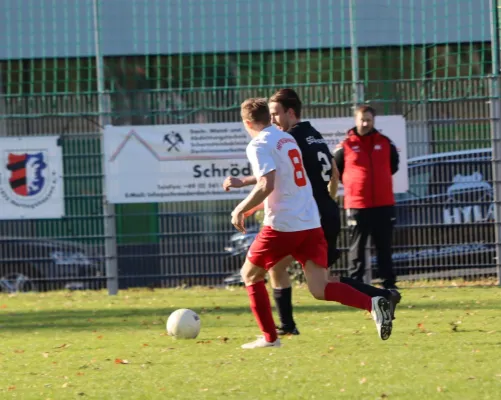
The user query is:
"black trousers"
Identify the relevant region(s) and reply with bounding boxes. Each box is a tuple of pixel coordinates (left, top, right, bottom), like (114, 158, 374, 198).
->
(347, 206, 396, 288)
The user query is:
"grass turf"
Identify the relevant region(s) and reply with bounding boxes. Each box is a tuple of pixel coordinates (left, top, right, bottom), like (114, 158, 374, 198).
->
(1, 285, 501, 399)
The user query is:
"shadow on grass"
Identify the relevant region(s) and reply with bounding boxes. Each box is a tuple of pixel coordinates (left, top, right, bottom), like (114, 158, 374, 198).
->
(0, 304, 351, 332)
(0, 298, 500, 332)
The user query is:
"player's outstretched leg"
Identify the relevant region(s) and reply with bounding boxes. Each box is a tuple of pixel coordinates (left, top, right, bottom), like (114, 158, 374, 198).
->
(338, 277, 401, 320)
(269, 256, 300, 336)
(303, 262, 393, 340)
(240, 259, 281, 349)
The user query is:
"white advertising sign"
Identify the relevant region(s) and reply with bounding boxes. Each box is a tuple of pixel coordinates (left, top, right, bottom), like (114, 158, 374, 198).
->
(104, 116, 408, 204)
(0, 136, 65, 219)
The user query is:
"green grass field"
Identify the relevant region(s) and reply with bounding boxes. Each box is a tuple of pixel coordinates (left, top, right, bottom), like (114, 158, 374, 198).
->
(1, 285, 501, 400)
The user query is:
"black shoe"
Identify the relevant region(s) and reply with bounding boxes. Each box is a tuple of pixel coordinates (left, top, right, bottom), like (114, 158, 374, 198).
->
(276, 326, 300, 335)
(387, 289, 401, 320)
(384, 283, 400, 290)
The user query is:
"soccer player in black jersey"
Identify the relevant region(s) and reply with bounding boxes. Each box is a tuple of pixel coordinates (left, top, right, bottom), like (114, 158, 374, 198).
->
(223, 89, 401, 335)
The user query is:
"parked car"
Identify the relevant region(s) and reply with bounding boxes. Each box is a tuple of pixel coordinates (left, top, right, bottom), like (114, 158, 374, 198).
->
(389, 147, 495, 278)
(0, 237, 104, 292)
(223, 148, 497, 285)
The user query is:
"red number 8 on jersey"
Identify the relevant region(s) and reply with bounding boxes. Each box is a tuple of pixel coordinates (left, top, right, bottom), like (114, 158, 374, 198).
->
(288, 149, 307, 187)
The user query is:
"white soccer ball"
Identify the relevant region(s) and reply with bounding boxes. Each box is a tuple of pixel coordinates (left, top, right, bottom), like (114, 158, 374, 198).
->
(166, 308, 201, 339)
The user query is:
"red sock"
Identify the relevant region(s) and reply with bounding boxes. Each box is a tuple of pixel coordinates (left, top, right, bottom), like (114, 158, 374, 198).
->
(324, 282, 372, 312)
(246, 281, 278, 343)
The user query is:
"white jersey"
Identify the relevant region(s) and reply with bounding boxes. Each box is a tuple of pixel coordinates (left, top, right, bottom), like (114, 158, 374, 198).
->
(246, 125, 321, 232)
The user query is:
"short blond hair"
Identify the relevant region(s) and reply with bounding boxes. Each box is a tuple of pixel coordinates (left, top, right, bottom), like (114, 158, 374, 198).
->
(240, 97, 271, 125)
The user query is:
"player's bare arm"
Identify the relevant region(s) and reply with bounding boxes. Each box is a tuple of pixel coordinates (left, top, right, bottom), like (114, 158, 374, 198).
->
(222, 175, 257, 191)
(231, 171, 275, 233)
(328, 162, 340, 199)
(243, 202, 264, 217)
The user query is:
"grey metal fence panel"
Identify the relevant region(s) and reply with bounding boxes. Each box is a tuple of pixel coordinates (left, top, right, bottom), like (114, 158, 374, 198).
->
(1, 76, 499, 291)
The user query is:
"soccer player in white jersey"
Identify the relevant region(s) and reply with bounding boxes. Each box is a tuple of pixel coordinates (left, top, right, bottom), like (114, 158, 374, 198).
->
(231, 98, 393, 349)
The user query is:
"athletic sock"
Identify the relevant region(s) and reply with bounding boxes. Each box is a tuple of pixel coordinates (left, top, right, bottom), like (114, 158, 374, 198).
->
(273, 287, 295, 329)
(340, 277, 391, 299)
(246, 281, 278, 342)
(324, 282, 372, 312)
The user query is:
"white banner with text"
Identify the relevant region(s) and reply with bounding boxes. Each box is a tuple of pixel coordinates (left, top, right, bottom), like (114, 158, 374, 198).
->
(103, 116, 408, 203)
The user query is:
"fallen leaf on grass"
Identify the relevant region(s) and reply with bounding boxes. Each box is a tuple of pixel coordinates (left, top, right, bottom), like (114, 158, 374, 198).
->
(14, 349, 25, 354)
(417, 323, 426, 332)
(143, 343, 149, 347)
(196, 340, 211, 344)
(114, 358, 129, 364)
(8, 386, 15, 391)
(437, 386, 444, 392)
(218, 337, 229, 343)
(200, 388, 209, 392)
(55, 344, 70, 349)
(62, 382, 69, 388)
(76, 372, 85, 376)
(487, 330, 496, 334)
(42, 352, 49, 358)
(96, 336, 103, 339)
(160, 348, 175, 353)
(359, 377, 367, 384)
(0, 304, 7, 309)
(380, 394, 388, 399)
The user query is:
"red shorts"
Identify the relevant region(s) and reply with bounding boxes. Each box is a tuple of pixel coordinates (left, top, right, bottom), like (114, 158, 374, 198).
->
(247, 226, 328, 270)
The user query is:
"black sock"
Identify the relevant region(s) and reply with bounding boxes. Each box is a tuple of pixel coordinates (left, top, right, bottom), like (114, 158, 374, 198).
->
(273, 287, 295, 329)
(340, 277, 390, 299)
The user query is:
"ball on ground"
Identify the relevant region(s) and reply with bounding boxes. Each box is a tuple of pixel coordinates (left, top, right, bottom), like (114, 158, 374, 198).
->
(166, 308, 201, 339)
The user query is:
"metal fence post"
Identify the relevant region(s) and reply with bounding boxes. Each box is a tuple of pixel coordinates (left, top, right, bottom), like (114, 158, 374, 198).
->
(349, 0, 372, 284)
(93, 0, 119, 295)
(489, 0, 501, 286)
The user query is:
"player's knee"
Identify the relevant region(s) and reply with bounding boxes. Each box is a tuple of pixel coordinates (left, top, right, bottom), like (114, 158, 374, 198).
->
(268, 267, 290, 288)
(306, 278, 326, 299)
(303, 262, 328, 299)
(240, 264, 266, 285)
(308, 284, 325, 300)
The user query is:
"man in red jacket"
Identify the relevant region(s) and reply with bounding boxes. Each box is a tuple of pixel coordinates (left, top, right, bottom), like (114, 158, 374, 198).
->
(333, 105, 399, 289)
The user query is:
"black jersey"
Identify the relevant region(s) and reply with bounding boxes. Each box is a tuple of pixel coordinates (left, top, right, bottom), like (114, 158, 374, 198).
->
(287, 121, 337, 213)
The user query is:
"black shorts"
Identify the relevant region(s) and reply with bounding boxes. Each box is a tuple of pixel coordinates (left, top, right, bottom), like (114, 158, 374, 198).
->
(319, 206, 341, 266)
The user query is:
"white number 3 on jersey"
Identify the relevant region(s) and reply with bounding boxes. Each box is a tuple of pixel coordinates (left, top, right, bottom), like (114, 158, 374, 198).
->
(317, 151, 331, 182)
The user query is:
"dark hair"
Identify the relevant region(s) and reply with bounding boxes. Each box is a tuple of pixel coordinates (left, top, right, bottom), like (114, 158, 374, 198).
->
(354, 105, 376, 117)
(240, 97, 271, 125)
(269, 88, 302, 118)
